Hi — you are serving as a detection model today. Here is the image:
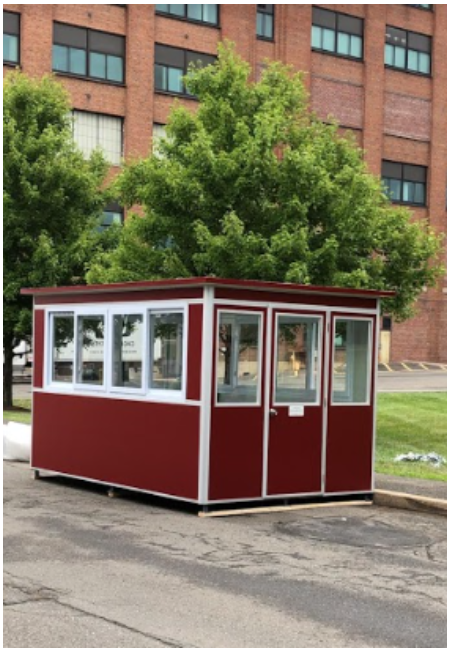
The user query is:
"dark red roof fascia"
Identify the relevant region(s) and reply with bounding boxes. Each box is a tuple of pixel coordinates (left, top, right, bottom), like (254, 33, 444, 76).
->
(21, 277, 395, 300)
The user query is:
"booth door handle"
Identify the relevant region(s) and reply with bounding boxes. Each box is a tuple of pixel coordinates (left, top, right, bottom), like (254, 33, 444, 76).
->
(270, 409, 278, 417)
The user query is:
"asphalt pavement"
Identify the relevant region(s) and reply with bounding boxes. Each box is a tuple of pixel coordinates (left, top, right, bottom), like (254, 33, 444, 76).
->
(3, 462, 447, 648)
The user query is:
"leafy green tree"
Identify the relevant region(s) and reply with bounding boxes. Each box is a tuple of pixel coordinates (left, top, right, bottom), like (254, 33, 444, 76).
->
(88, 43, 443, 320)
(3, 72, 110, 408)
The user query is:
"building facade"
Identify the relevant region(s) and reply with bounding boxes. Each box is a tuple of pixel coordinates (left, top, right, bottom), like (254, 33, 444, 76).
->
(3, 4, 447, 362)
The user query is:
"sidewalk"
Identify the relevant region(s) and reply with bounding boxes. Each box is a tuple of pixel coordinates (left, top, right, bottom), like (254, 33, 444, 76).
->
(375, 473, 447, 500)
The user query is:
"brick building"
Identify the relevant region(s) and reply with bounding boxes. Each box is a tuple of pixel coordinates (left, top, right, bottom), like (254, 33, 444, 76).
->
(3, 4, 447, 362)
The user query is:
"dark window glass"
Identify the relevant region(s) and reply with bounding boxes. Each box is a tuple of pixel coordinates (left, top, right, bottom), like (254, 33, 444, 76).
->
(312, 7, 363, 60)
(408, 4, 433, 9)
(3, 11, 20, 64)
(52, 23, 125, 83)
(257, 5, 274, 39)
(382, 161, 427, 206)
(156, 4, 219, 25)
(154, 44, 216, 96)
(382, 317, 392, 332)
(385, 26, 431, 75)
(98, 202, 124, 230)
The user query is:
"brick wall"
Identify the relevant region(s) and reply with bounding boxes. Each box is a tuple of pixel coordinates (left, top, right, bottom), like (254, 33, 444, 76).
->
(3, 3, 447, 361)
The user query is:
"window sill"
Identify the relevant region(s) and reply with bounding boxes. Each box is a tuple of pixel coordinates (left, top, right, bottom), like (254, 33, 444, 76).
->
(53, 71, 126, 88)
(311, 47, 363, 63)
(257, 35, 275, 43)
(155, 89, 198, 102)
(384, 65, 432, 79)
(3, 60, 20, 67)
(155, 12, 220, 30)
(389, 200, 428, 208)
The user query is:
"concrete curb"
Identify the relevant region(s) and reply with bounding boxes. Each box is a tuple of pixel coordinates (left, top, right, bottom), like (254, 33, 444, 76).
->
(374, 489, 447, 517)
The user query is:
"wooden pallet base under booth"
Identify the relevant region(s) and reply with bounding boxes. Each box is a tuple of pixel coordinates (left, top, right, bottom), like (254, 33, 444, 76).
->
(198, 499, 373, 518)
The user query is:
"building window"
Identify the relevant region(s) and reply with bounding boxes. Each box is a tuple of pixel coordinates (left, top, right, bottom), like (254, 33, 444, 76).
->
(149, 311, 185, 393)
(3, 11, 20, 64)
(385, 26, 431, 75)
(312, 7, 363, 60)
(112, 314, 144, 390)
(382, 161, 427, 206)
(53, 23, 125, 84)
(154, 44, 216, 97)
(72, 111, 123, 166)
(156, 4, 219, 25)
(256, 5, 274, 40)
(152, 123, 167, 155)
(408, 5, 433, 9)
(99, 201, 124, 230)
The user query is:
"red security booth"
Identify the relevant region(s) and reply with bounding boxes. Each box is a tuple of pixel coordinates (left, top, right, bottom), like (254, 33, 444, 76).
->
(23, 278, 392, 508)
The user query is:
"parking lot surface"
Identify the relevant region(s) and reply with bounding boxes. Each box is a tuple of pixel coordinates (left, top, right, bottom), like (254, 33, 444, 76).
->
(3, 462, 447, 648)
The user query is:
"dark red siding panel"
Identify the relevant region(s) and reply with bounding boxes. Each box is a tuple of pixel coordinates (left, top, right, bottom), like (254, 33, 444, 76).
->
(187, 304, 203, 401)
(267, 407, 323, 495)
(33, 309, 45, 389)
(325, 406, 374, 493)
(214, 288, 377, 310)
(34, 288, 203, 306)
(32, 393, 200, 500)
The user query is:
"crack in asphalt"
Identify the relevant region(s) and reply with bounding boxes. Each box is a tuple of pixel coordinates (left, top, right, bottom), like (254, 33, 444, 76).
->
(4, 572, 195, 649)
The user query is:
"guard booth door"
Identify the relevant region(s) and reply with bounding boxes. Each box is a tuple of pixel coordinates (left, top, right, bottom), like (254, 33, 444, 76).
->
(266, 310, 325, 497)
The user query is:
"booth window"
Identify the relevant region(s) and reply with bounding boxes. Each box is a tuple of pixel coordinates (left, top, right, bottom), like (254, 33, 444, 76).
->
(51, 313, 75, 383)
(3, 11, 20, 64)
(216, 312, 261, 404)
(149, 312, 184, 392)
(275, 315, 320, 404)
(332, 319, 371, 404)
(76, 315, 105, 386)
(112, 314, 144, 389)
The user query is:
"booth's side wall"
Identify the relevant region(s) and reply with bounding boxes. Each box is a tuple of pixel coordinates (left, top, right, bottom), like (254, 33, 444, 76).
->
(33, 309, 45, 389)
(32, 393, 200, 500)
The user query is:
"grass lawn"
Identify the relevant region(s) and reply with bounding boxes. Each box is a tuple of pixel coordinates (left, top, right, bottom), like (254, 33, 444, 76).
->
(3, 398, 32, 425)
(376, 392, 447, 482)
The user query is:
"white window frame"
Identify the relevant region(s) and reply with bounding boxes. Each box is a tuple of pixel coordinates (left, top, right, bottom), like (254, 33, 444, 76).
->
(108, 308, 147, 396)
(331, 316, 373, 407)
(147, 306, 187, 401)
(47, 311, 76, 389)
(45, 302, 189, 402)
(272, 312, 323, 408)
(73, 308, 108, 393)
(215, 309, 264, 408)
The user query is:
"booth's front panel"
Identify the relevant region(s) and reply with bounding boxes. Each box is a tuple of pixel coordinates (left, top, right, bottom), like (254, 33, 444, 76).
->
(208, 305, 377, 503)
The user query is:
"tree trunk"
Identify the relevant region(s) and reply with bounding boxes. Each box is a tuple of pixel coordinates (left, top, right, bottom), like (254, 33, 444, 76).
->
(3, 334, 14, 410)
